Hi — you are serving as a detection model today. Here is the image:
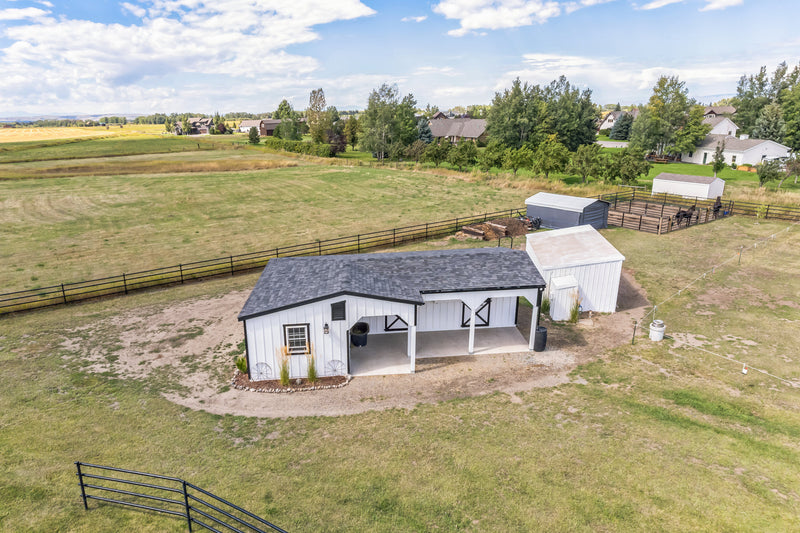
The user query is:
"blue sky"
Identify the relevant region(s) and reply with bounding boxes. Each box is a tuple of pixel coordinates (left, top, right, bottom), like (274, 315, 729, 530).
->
(1, 0, 798, 116)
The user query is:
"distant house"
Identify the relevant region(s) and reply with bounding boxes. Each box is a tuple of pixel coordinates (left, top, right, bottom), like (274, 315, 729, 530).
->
(428, 118, 487, 144)
(682, 134, 790, 167)
(238, 119, 282, 136)
(431, 111, 447, 120)
(703, 105, 736, 119)
(702, 116, 738, 137)
(597, 109, 639, 132)
(187, 117, 214, 134)
(651, 172, 725, 199)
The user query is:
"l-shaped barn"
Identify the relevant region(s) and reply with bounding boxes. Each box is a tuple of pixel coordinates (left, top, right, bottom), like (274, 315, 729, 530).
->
(238, 248, 545, 379)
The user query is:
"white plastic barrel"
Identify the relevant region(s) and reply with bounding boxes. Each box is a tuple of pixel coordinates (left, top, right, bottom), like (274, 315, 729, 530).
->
(649, 320, 665, 341)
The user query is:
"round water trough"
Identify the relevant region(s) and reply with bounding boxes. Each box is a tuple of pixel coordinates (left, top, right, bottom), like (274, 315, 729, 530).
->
(350, 322, 370, 347)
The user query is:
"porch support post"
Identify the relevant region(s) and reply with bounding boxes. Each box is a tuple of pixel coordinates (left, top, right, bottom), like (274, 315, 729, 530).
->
(529, 305, 539, 350)
(408, 324, 416, 373)
(468, 306, 477, 355)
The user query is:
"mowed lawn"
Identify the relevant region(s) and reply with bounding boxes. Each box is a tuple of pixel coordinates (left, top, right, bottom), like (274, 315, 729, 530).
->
(0, 217, 798, 531)
(1, 162, 525, 290)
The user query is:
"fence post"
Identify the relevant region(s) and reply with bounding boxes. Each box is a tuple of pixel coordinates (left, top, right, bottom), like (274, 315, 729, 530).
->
(61, 283, 67, 304)
(393, 228, 396, 247)
(123, 273, 128, 294)
(230, 256, 234, 275)
(765, 205, 771, 219)
(454, 218, 459, 233)
(179, 264, 184, 284)
(425, 224, 428, 240)
(318, 241, 322, 256)
(275, 247, 279, 258)
(182, 480, 193, 532)
(76, 462, 88, 510)
(357, 235, 361, 253)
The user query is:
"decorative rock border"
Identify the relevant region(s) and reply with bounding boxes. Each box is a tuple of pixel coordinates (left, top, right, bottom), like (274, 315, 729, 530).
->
(231, 370, 351, 393)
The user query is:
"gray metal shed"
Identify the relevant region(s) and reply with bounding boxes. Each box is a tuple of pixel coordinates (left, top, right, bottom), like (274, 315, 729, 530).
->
(525, 192, 610, 229)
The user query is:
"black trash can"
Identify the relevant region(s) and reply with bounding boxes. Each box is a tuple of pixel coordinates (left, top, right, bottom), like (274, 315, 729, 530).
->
(533, 326, 547, 352)
(350, 322, 370, 347)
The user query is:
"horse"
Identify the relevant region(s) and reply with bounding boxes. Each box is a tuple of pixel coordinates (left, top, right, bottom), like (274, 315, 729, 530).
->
(674, 205, 696, 226)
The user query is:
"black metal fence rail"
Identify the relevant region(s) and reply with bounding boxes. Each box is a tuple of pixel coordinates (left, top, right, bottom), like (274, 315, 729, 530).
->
(1, 208, 524, 315)
(75, 462, 287, 533)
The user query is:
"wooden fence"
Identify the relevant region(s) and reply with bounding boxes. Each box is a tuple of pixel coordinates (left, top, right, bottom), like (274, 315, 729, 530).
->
(0, 208, 524, 315)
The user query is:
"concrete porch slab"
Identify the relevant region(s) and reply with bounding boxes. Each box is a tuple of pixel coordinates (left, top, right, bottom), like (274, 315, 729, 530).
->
(348, 327, 529, 376)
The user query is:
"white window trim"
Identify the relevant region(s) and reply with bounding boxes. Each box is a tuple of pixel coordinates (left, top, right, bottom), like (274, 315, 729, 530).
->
(283, 323, 310, 355)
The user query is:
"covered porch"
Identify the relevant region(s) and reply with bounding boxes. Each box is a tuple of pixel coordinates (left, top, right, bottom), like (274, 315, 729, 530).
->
(349, 326, 532, 376)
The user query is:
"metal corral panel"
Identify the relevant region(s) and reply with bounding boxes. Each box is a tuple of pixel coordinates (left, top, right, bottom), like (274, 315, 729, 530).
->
(244, 295, 415, 378)
(525, 192, 609, 229)
(526, 225, 625, 314)
(550, 275, 578, 321)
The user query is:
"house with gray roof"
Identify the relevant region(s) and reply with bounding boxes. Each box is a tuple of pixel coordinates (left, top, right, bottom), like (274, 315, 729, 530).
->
(703, 105, 736, 118)
(681, 134, 790, 167)
(702, 116, 738, 137)
(238, 118, 282, 136)
(428, 118, 487, 144)
(238, 248, 545, 379)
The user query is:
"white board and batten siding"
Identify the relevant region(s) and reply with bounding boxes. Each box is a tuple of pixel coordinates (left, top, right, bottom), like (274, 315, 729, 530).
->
(244, 295, 414, 379)
(651, 173, 724, 199)
(361, 294, 518, 334)
(549, 275, 578, 321)
(526, 225, 625, 316)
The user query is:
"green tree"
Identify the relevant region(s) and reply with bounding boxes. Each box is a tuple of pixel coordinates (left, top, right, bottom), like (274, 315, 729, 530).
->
(782, 85, 800, 151)
(534, 134, 570, 179)
(274, 100, 301, 140)
(477, 140, 506, 172)
(248, 126, 260, 145)
(544, 75, 599, 151)
(630, 76, 693, 155)
(712, 140, 726, 176)
(609, 112, 634, 140)
(164, 121, 173, 134)
(752, 102, 786, 143)
(396, 94, 419, 146)
(405, 140, 426, 162)
(731, 62, 800, 134)
(602, 149, 651, 184)
(673, 105, 712, 154)
(417, 118, 433, 144)
(344, 116, 359, 150)
(568, 143, 603, 183)
(422, 140, 451, 167)
(784, 154, 800, 185)
(447, 141, 478, 171)
(502, 146, 534, 176)
(307, 88, 330, 144)
(757, 159, 783, 187)
(360, 84, 399, 161)
(487, 78, 548, 149)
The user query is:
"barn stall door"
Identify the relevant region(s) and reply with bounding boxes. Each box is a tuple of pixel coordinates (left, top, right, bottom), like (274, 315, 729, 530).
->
(460, 299, 491, 327)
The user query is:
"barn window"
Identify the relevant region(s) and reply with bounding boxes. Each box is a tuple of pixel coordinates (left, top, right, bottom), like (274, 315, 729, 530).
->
(283, 324, 310, 354)
(331, 301, 346, 321)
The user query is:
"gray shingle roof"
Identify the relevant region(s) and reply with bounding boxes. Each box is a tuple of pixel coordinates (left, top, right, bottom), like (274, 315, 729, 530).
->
(238, 248, 545, 320)
(653, 172, 720, 185)
(696, 134, 787, 152)
(429, 118, 487, 140)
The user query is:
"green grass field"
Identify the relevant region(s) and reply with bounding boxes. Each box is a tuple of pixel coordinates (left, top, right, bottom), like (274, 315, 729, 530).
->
(0, 217, 798, 531)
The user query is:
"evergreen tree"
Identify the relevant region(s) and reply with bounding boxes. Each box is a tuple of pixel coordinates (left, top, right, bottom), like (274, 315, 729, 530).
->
(248, 126, 260, 145)
(396, 94, 419, 146)
(609, 112, 633, 140)
(783, 85, 800, 152)
(417, 118, 433, 143)
(712, 140, 726, 176)
(752, 103, 786, 142)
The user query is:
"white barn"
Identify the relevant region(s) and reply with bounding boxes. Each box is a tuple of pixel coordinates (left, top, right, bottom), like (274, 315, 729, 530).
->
(682, 134, 790, 167)
(238, 248, 545, 378)
(526, 225, 625, 319)
(651, 172, 725, 199)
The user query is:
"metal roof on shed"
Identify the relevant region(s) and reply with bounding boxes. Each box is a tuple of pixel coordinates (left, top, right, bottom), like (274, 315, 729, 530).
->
(526, 225, 625, 269)
(524, 192, 608, 213)
(239, 248, 545, 320)
(653, 173, 722, 185)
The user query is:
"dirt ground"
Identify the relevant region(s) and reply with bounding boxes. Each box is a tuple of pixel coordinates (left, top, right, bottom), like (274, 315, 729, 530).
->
(61, 271, 648, 418)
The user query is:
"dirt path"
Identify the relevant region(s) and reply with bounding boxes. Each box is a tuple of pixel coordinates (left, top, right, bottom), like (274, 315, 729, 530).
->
(62, 271, 648, 418)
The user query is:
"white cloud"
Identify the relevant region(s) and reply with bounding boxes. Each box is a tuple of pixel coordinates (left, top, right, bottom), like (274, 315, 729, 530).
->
(0, 0, 376, 114)
(0, 7, 50, 21)
(414, 66, 458, 76)
(433, 0, 562, 36)
(699, 0, 743, 11)
(637, 0, 683, 10)
(564, 0, 615, 15)
(401, 15, 427, 22)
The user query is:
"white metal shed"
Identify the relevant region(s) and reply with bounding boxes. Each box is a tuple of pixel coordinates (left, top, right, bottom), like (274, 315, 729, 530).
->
(526, 225, 625, 317)
(651, 173, 725, 199)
